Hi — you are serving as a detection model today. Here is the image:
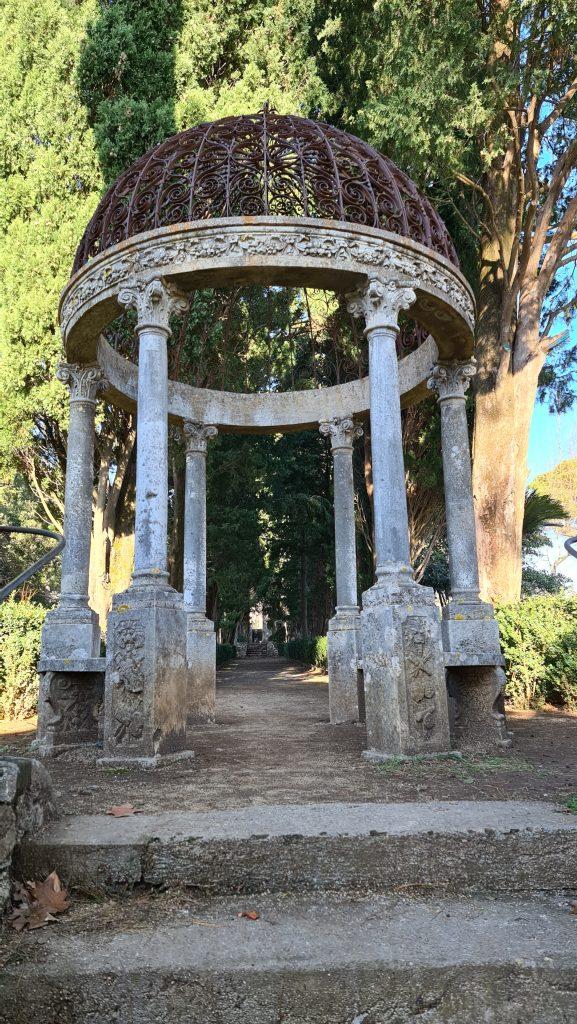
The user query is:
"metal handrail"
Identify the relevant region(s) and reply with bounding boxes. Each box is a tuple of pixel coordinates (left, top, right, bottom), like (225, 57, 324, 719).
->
(564, 536, 577, 560)
(0, 526, 65, 603)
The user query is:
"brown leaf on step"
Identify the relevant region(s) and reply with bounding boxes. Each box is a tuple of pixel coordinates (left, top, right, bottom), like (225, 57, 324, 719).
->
(238, 909, 260, 921)
(9, 871, 71, 931)
(106, 804, 141, 817)
(569, 901, 577, 915)
(28, 871, 71, 914)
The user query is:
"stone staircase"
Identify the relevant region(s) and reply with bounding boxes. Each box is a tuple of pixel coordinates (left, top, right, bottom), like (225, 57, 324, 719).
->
(3, 799, 577, 1022)
(246, 639, 277, 657)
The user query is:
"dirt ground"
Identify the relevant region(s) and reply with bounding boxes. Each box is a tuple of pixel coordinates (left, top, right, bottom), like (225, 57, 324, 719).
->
(1, 658, 576, 815)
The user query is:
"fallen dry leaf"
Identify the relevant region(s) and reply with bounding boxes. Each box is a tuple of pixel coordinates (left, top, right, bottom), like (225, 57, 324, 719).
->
(9, 871, 71, 932)
(569, 901, 577, 915)
(106, 804, 141, 817)
(238, 909, 260, 921)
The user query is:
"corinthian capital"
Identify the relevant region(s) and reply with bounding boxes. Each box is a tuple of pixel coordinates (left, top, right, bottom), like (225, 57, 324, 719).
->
(183, 421, 218, 455)
(118, 277, 189, 336)
(427, 359, 476, 401)
(320, 416, 363, 452)
(56, 362, 108, 403)
(346, 275, 416, 333)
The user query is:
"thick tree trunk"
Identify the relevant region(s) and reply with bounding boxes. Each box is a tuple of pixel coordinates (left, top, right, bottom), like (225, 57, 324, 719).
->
(472, 349, 544, 604)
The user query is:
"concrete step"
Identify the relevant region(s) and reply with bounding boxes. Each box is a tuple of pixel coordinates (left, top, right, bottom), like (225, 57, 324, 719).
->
(17, 800, 577, 896)
(2, 890, 577, 1023)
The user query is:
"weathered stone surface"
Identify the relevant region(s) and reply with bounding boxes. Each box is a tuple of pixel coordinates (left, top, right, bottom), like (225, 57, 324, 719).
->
(17, 800, 577, 897)
(326, 611, 362, 724)
(35, 663, 105, 756)
(186, 615, 216, 726)
(1, 757, 55, 913)
(2, 891, 577, 1024)
(361, 579, 451, 757)
(448, 665, 511, 751)
(103, 587, 190, 763)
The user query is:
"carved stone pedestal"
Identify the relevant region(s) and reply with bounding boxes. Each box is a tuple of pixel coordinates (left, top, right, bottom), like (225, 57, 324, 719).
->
(442, 599, 502, 663)
(35, 658, 105, 756)
(186, 613, 216, 727)
(446, 664, 512, 751)
(102, 586, 191, 766)
(360, 577, 451, 759)
(327, 609, 363, 724)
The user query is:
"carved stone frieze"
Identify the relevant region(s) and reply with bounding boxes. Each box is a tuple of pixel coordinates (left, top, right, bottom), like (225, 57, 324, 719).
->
(60, 225, 476, 338)
(319, 416, 363, 451)
(402, 616, 438, 740)
(427, 359, 477, 402)
(109, 617, 146, 748)
(56, 362, 108, 404)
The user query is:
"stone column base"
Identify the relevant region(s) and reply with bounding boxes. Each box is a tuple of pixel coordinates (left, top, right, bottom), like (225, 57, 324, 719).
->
(186, 614, 216, 727)
(447, 665, 512, 751)
(442, 599, 502, 663)
(360, 577, 451, 758)
(102, 586, 191, 763)
(34, 658, 105, 756)
(327, 608, 362, 724)
(40, 605, 100, 660)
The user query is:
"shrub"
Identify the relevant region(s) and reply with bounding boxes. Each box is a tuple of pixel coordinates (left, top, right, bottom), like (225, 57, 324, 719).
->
(216, 643, 236, 667)
(278, 636, 328, 671)
(496, 595, 577, 708)
(0, 601, 46, 720)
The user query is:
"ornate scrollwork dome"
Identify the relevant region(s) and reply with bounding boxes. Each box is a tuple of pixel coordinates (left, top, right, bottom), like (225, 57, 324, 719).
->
(73, 109, 458, 273)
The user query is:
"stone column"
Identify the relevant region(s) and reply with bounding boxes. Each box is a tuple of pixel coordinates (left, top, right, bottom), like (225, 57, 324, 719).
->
(320, 416, 364, 723)
(428, 360, 510, 750)
(102, 277, 192, 765)
(346, 275, 450, 759)
(40, 363, 107, 660)
(183, 421, 218, 726)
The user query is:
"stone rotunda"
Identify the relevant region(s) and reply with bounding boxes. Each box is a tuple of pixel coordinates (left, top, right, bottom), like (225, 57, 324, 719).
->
(36, 108, 509, 765)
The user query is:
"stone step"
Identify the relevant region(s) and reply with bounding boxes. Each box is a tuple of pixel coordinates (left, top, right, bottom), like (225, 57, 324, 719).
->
(2, 889, 576, 1023)
(17, 800, 577, 896)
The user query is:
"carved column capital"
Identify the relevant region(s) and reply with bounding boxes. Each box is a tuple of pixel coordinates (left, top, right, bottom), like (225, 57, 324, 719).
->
(56, 362, 108, 404)
(346, 275, 416, 333)
(183, 421, 218, 455)
(118, 276, 189, 336)
(427, 359, 476, 401)
(320, 416, 363, 452)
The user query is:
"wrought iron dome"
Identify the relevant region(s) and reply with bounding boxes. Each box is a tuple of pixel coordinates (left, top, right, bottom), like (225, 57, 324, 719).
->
(73, 109, 458, 273)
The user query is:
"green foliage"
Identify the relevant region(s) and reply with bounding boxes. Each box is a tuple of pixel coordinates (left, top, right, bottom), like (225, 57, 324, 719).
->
(521, 565, 570, 597)
(0, 601, 46, 720)
(496, 595, 577, 709)
(279, 636, 328, 671)
(216, 642, 236, 667)
(522, 488, 569, 553)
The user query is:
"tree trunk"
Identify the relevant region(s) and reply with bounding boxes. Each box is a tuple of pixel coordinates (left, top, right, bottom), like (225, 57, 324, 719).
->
(472, 351, 544, 604)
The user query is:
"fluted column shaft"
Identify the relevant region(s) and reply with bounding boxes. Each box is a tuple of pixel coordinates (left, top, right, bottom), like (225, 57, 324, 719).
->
(428, 360, 480, 600)
(57, 363, 107, 607)
(320, 417, 362, 609)
(347, 277, 416, 579)
(118, 277, 189, 586)
(183, 422, 217, 612)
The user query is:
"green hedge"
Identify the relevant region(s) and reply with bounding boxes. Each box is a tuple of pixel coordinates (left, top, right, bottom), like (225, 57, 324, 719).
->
(216, 643, 236, 667)
(0, 601, 46, 720)
(496, 595, 577, 708)
(278, 636, 328, 671)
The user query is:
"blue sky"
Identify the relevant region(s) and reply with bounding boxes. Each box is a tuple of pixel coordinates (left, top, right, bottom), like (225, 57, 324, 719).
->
(528, 399, 577, 481)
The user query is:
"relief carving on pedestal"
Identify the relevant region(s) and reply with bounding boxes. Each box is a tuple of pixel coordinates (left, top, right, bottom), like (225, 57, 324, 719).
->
(402, 617, 438, 739)
(110, 617, 147, 747)
(40, 671, 103, 744)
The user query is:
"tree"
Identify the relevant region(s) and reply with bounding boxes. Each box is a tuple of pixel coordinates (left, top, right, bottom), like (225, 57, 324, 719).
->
(307, 0, 577, 603)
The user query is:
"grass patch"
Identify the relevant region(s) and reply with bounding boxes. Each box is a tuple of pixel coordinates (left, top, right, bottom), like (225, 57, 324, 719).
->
(376, 753, 538, 784)
(564, 795, 577, 813)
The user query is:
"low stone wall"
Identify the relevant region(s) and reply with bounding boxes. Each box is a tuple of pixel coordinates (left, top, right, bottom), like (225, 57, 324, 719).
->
(0, 757, 55, 913)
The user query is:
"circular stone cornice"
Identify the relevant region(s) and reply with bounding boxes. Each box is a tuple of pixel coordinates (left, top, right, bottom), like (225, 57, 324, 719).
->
(73, 109, 458, 272)
(59, 216, 475, 365)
